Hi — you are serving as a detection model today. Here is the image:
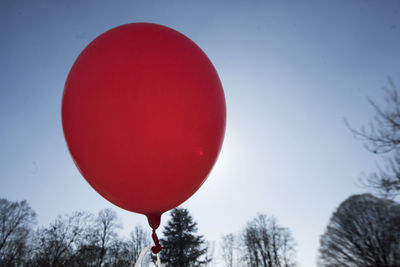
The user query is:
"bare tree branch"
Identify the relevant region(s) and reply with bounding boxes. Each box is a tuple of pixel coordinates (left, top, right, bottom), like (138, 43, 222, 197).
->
(346, 78, 400, 197)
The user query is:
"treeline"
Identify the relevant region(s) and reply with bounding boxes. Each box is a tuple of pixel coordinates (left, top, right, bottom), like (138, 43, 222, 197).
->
(162, 208, 297, 267)
(219, 193, 400, 267)
(0, 197, 298, 267)
(0, 199, 151, 266)
(2, 195, 400, 267)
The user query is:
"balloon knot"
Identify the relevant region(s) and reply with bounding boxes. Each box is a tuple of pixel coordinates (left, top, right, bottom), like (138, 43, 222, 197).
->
(151, 229, 163, 254)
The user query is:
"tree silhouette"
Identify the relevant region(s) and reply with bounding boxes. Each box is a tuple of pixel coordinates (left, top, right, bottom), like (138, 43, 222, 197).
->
(0, 197, 157, 266)
(160, 207, 210, 267)
(30, 211, 92, 266)
(0, 198, 36, 266)
(241, 214, 296, 267)
(125, 225, 151, 266)
(221, 233, 235, 267)
(318, 193, 400, 267)
(0, 197, 302, 266)
(93, 208, 121, 267)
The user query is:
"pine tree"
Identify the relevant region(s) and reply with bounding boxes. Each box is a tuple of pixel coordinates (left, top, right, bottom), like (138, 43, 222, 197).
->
(160, 207, 210, 267)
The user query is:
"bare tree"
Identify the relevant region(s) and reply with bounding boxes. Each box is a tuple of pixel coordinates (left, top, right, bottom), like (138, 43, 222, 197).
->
(204, 241, 215, 267)
(1, 199, 152, 266)
(70, 210, 144, 267)
(318, 193, 400, 267)
(128, 225, 150, 262)
(0, 199, 36, 266)
(240, 214, 296, 267)
(104, 224, 152, 267)
(279, 227, 297, 267)
(347, 78, 400, 197)
(31, 211, 92, 266)
(106, 239, 131, 267)
(221, 234, 235, 267)
(92, 208, 121, 267)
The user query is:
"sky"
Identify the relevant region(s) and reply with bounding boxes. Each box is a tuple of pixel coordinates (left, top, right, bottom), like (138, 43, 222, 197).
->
(1, 1, 400, 266)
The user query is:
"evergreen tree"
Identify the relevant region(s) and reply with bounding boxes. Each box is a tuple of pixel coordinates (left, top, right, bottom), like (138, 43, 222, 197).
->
(160, 207, 210, 267)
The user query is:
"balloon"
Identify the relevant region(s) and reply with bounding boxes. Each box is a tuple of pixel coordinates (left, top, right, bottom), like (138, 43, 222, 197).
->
(62, 23, 226, 229)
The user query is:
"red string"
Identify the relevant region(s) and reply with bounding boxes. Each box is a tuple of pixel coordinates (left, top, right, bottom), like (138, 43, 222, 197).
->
(151, 229, 162, 254)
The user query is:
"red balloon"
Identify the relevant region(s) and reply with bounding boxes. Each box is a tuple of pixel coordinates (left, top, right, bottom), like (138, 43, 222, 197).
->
(62, 23, 226, 228)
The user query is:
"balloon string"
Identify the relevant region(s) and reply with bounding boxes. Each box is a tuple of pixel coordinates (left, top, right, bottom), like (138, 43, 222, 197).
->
(151, 229, 163, 254)
(156, 253, 161, 267)
(132, 246, 150, 267)
(132, 245, 162, 267)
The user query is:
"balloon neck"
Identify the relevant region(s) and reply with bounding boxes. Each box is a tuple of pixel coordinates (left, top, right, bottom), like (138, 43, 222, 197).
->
(147, 213, 161, 229)
(146, 213, 163, 254)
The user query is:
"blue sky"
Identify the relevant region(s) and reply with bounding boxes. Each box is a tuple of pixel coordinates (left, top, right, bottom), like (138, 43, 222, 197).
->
(1, 1, 400, 266)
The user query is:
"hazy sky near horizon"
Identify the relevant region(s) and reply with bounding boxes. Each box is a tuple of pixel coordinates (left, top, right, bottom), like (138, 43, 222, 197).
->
(1, 1, 400, 266)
